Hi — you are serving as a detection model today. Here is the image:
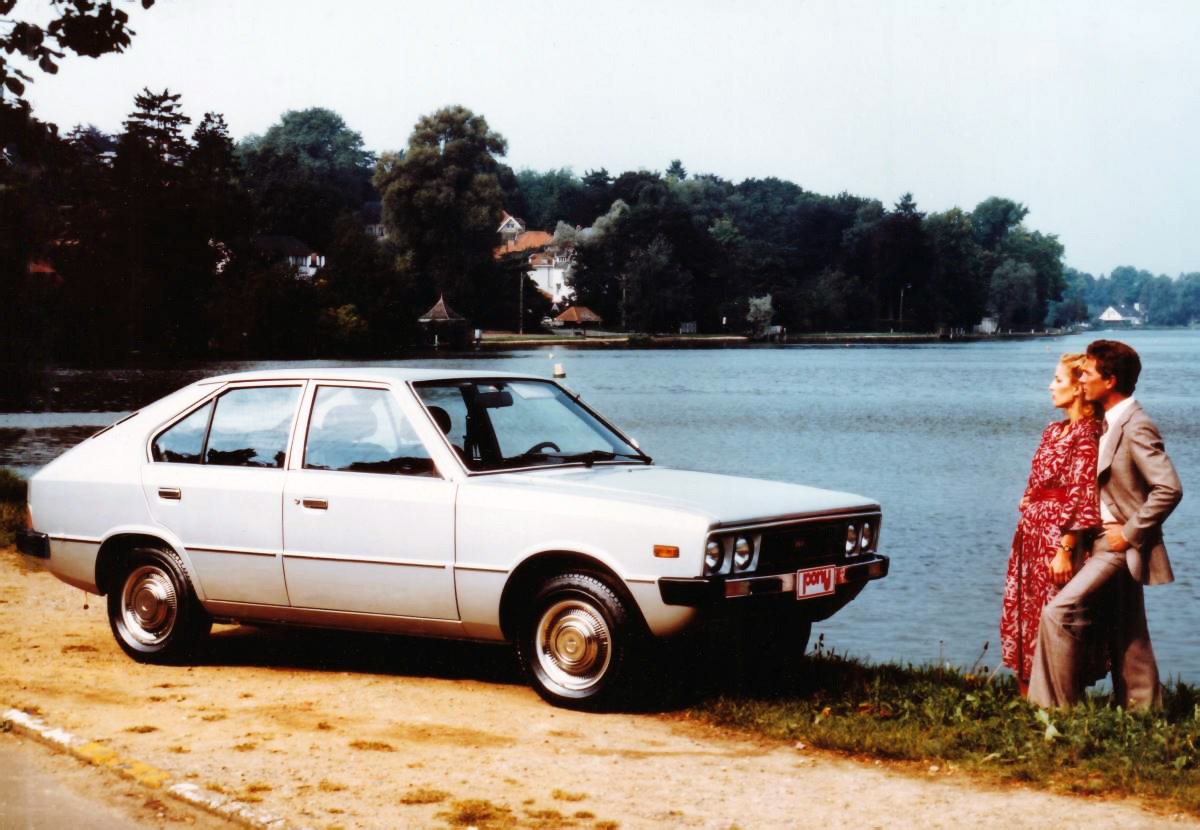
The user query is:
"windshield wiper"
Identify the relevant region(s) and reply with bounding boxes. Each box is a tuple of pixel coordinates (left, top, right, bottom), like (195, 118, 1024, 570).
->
(546, 449, 652, 467)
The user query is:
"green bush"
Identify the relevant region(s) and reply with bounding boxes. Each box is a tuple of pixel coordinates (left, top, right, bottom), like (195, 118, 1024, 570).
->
(0, 468, 27, 546)
(0, 467, 26, 502)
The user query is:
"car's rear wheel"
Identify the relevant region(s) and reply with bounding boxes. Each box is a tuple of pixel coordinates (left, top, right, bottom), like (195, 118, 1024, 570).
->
(107, 546, 210, 663)
(516, 572, 635, 709)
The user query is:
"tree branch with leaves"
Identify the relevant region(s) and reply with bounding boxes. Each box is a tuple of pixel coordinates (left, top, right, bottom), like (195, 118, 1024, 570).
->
(1, 0, 154, 104)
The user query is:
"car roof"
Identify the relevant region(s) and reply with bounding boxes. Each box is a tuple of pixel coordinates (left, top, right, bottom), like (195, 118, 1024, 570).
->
(198, 367, 539, 386)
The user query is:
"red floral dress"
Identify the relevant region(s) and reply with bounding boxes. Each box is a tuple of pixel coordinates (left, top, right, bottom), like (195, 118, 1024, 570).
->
(1000, 418, 1102, 682)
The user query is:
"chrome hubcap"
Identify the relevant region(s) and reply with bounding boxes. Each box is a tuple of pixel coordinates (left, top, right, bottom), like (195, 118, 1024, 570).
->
(535, 599, 611, 692)
(121, 565, 178, 645)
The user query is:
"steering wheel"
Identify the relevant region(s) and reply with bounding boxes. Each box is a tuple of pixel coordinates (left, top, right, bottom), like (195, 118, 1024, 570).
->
(524, 441, 561, 455)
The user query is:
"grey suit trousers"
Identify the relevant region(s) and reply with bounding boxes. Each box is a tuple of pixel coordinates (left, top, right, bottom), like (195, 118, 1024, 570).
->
(1027, 535, 1160, 709)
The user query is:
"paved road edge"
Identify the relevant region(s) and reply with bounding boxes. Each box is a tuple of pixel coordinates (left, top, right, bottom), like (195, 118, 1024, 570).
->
(2, 706, 293, 829)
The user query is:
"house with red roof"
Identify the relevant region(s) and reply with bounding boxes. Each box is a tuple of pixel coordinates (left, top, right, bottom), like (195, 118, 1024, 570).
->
(494, 214, 576, 304)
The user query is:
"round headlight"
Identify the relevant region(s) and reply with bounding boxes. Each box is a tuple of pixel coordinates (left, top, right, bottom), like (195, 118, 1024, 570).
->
(845, 524, 859, 554)
(860, 522, 873, 552)
(733, 537, 753, 570)
(704, 540, 723, 571)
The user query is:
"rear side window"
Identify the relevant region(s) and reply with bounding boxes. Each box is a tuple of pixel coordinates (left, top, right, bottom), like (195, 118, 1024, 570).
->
(152, 386, 302, 468)
(206, 387, 302, 468)
(304, 386, 436, 476)
(152, 402, 213, 463)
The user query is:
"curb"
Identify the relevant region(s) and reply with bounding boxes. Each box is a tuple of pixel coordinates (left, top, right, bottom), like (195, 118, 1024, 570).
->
(2, 707, 293, 829)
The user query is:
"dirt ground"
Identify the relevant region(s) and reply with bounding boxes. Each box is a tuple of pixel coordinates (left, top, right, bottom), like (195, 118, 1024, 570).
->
(1, 546, 1194, 830)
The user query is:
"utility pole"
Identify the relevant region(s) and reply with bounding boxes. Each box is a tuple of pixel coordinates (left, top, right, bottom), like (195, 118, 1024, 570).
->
(517, 270, 524, 335)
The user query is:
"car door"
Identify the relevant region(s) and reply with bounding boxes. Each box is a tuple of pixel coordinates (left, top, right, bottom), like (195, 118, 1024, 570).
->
(142, 383, 303, 606)
(281, 383, 459, 620)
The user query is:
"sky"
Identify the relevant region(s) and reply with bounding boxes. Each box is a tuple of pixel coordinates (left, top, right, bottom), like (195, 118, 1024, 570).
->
(20, 0, 1200, 278)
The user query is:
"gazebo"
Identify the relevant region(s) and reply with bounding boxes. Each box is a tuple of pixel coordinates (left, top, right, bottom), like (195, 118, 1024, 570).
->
(418, 295, 470, 348)
(555, 305, 603, 330)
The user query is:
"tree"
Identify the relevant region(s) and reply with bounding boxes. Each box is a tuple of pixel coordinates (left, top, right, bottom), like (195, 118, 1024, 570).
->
(923, 208, 987, 328)
(240, 107, 373, 194)
(374, 105, 508, 313)
(998, 228, 1065, 326)
(1137, 275, 1183, 326)
(515, 167, 582, 230)
(122, 86, 190, 162)
(665, 159, 687, 182)
(187, 112, 247, 242)
(989, 258, 1037, 327)
(746, 294, 773, 335)
(971, 197, 1028, 249)
(238, 108, 375, 249)
(0, 0, 154, 105)
(0, 103, 63, 383)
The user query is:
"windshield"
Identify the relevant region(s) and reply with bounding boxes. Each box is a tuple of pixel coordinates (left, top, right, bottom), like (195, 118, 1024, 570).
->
(414, 379, 649, 472)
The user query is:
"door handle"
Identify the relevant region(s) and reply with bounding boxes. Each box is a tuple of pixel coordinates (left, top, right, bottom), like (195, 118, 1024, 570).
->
(300, 498, 328, 510)
(158, 488, 182, 500)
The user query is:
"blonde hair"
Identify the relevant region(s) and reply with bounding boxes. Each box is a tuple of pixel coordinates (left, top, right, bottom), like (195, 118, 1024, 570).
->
(1059, 352, 1098, 419)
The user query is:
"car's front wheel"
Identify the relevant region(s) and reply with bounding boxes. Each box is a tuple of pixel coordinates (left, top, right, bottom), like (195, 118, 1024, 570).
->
(516, 572, 636, 709)
(107, 546, 210, 663)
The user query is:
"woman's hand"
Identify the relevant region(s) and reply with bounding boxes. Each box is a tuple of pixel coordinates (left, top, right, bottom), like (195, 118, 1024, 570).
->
(1019, 495, 1030, 511)
(1049, 549, 1074, 586)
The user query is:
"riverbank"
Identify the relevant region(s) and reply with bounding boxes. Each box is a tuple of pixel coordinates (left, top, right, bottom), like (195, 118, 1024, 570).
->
(476, 329, 1066, 349)
(682, 650, 1200, 815)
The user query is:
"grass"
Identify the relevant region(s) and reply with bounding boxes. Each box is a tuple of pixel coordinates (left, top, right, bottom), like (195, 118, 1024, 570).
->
(550, 789, 587, 802)
(684, 652, 1200, 814)
(348, 739, 393, 752)
(436, 798, 515, 828)
(398, 786, 448, 805)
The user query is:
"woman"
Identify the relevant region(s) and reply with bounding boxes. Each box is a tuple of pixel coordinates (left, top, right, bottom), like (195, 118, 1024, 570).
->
(1001, 353, 1102, 696)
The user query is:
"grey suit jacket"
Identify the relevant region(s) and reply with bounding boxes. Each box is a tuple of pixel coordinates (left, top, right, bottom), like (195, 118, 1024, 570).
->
(1099, 400, 1183, 585)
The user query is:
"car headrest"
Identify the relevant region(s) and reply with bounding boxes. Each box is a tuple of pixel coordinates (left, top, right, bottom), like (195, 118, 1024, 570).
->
(427, 405, 452, 435)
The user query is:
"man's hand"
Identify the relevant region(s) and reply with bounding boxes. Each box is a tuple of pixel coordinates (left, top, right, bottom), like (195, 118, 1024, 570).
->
(1049, 550, 1074, 586)
(1105, 525, 1131, 552)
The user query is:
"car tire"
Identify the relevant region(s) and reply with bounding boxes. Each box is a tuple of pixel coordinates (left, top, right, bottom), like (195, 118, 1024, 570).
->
(516, 572, 635, 710)
(107, 546, 210, 664)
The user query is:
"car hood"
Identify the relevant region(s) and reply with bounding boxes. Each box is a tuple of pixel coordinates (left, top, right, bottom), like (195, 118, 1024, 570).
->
(479, 465, 877, 526)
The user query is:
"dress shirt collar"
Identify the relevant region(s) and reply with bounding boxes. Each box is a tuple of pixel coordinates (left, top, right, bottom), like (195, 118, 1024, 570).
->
(1104, 395, 1136, 429)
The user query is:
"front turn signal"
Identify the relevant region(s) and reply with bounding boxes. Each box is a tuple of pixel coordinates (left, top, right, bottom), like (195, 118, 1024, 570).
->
(653, 545, 679, 559)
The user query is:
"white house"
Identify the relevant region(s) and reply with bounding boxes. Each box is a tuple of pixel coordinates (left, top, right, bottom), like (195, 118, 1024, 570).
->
(493, 216, 576, 304)
(497, 212, 526, 242)
(1098, 304, 1143, 325)
(527, 247, 575, 304)
(253, 236, 326, 280)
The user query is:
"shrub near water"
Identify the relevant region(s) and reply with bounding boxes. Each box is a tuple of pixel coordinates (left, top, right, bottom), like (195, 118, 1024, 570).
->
(687, 653, 1200, 813)
(0, 468, 27, 546)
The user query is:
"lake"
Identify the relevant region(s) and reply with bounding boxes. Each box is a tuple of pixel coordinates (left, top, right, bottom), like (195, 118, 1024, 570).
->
(3, 330, 1197, 681)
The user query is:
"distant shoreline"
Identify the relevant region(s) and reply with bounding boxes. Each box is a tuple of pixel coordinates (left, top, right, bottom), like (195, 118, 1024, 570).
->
(475, 329, 1067, 349)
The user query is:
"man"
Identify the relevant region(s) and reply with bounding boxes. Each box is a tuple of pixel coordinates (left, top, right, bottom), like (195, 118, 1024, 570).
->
(1029, 339, 1182, 709)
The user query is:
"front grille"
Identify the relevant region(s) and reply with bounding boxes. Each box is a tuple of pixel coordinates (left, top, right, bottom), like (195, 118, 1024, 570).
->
(755, 514, 881, 576)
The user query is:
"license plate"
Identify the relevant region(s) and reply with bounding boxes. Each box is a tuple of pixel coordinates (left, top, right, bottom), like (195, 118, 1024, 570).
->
(796, 565, 837, 599)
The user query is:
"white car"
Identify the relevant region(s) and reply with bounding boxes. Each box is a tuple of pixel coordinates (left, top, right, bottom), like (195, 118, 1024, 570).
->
(17, 368, 888, 708)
